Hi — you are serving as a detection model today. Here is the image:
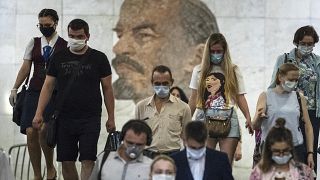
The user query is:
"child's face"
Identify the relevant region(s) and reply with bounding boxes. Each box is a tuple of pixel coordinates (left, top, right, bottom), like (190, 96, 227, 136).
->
(206, 75, 221, 93)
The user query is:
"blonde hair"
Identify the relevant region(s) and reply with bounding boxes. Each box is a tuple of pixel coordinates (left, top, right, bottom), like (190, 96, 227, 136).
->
(196, 33, 239, 108)
(150, 155, 176, 173)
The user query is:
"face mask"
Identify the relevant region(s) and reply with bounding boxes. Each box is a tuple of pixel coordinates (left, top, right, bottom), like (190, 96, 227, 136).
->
(298, 45, 313, 56)
(68, 38, 86, 51)
(272, 153, 292, 165)
(125, 144, 143, 159)
(186, 146, 206, 160)
(40, 26, 55, 37)
(210, 53, 223, 64)
(152, 174, 175, 180)
(153, 86, 170, 98)
(281, 80, 297, 92)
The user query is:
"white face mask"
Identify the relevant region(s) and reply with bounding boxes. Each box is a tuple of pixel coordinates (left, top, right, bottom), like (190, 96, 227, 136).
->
(68, 37, 86, 51)
(281, 80, 297, 92)
(298, 45, 313, 56)
(152, 174, 175, 180)
(186, 146, 206, 160)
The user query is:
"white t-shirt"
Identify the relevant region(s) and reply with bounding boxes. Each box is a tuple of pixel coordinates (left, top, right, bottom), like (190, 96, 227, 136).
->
(189, 64, 246, 94)
(23, 33, 59, 60)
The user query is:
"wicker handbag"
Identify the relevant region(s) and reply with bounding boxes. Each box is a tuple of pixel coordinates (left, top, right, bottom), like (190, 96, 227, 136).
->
(205, 107, 233, 138)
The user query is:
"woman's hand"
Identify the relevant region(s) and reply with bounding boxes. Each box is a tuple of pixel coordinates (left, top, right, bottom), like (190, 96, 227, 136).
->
(245, 119, 254, 135)
(307, 153, 314, 169)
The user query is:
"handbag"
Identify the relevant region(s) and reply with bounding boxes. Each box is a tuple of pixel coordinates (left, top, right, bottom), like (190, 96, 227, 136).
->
(12, 86, 27, 126)
(46, 48, 92, 148)
(205, 107, 233, 138)
(46, 111, 59, 148)
(98, 131, 121, 180)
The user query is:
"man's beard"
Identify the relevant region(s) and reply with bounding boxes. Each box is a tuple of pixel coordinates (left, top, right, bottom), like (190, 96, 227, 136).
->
(112, 55, 146, 101)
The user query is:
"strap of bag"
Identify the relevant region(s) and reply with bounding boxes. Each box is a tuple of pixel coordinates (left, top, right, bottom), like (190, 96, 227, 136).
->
(296, 91, 304, 126)
(284, 53, 288, 63)
(53, 48, 91, 117)
(97, 150, 111, 180)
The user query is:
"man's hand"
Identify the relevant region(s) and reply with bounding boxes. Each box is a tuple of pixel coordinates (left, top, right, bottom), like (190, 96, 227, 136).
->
(32, 114, 43, 130)
(9, 89, 18, 107)
(106, 118, 116, 132)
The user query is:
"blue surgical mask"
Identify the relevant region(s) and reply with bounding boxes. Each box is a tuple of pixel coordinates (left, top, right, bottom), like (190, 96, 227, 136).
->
(186, 146, 206, 160)
(298, 45, 313, 56)
(281, 80, 297, 92)
(154, 86, 170, 98)
(272, 154, 292, 165)
(210, 53, 223, 64)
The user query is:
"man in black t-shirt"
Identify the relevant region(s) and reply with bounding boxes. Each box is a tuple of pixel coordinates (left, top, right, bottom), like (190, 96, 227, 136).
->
(33, 19, 115, 180)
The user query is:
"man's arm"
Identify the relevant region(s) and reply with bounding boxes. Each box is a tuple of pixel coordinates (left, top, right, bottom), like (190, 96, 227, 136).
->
(33, 75, 56, 129)
(181, 105, 192, 138)
(101, 75, 115, 132)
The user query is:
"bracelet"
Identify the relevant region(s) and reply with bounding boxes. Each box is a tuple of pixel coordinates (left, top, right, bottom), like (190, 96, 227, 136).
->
(307, 152, 313, 155)
(11, 88, 18, 91)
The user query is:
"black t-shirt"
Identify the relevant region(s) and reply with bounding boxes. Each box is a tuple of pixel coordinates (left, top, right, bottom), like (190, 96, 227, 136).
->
(47, 48, 112, 119)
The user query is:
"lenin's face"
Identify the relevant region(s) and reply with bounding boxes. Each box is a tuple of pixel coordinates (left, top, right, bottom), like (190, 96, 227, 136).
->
(112, 0, 201, 103)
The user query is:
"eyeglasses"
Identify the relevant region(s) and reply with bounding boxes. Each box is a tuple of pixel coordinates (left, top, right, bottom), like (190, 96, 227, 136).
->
(36, 23, 55, 28)
(271, 148, 291, 156)
(299, 41, 314, 46)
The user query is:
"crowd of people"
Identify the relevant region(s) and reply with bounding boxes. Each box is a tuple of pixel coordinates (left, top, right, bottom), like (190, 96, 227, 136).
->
(8, 6, 320, 180)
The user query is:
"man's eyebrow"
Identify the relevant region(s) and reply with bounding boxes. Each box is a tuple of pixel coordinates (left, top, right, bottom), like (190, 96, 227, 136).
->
(132, 22, 156, 32)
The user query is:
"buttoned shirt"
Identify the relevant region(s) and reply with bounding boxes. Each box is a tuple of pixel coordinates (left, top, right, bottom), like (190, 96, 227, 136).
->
(89, 151, 152, 180)
(23, 33, 59, 60)
(135, 94, 192, 152)
(187, 152, 206, 180)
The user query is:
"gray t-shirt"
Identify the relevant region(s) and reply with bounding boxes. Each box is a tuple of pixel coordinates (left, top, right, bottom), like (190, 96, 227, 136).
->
(261, 90, 303, 146)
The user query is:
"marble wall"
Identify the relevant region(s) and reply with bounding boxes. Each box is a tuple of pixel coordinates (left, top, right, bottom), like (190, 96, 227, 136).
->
(1, 0, 320, 179)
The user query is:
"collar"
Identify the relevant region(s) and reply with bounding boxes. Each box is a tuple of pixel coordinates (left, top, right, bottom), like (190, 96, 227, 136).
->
(41, 32, 59, 48)
(147, 94, 176, 106)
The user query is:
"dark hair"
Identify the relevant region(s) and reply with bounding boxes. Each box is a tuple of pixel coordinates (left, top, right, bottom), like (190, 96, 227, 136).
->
(275, 63, 299, 85)
(180, 0, 219, 45)
(259, 118, 296, 173)
(204, 72, 226, 102)
(67, 19, 89, 37)
(293, 25, 319, 45)
(170, 86, 189, 103)
(38, 9, 59, 23)
(185, 121, 207, 143)
(120, 119, 153, 146)
(151, 65, 173, 82)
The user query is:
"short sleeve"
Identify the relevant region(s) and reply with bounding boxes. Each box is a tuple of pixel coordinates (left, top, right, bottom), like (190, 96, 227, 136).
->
(23, 38, 35, 60)
(98, 53, 112, 78)
(234, 66, 246, 94)
(189, 65, 201, 90)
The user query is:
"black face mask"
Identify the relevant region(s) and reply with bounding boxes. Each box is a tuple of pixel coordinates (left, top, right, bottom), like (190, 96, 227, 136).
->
(40, 26, 55, 37)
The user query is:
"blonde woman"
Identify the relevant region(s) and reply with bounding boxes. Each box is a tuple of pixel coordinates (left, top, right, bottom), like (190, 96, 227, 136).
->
(149, 155, 176, 180)
(189, 33, 253, 164)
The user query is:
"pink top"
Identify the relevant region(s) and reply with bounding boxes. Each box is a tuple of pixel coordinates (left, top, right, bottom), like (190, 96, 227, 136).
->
(250, 160, 313, 180)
